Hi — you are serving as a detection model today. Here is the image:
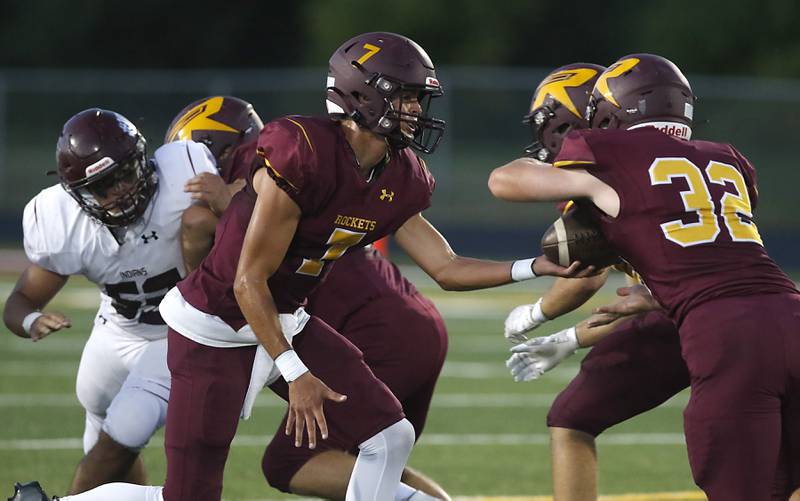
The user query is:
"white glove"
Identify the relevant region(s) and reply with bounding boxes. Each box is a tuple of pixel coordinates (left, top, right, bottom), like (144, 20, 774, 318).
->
(504, 298, 549, 343)
(506, 326, 578, 382)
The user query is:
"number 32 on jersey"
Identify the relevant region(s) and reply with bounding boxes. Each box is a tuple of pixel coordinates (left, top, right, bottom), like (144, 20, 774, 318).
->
(649, 157, 762, 247)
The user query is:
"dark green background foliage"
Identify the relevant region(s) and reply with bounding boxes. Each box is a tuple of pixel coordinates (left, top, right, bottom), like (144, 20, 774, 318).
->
(3, 0, 800, 76)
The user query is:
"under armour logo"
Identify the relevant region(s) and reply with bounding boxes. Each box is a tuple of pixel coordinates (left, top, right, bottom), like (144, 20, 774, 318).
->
(379, 189, 394, 202)
(141, 231, 158, 244)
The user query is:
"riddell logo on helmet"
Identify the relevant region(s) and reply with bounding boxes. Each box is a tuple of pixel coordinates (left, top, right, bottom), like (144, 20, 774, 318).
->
(85, 157, 114, 177)
(629, 121, 691, 140)
(426, 77, 440, 87)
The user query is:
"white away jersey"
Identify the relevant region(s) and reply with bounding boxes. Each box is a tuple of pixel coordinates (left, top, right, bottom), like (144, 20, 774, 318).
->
(23, 141, 218, 339)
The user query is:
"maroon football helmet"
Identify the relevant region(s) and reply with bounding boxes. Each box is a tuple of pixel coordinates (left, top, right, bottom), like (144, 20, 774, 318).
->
(523, 63, 606, 162)
(165, 96, 263, 174)
(587, 54, 695, 134)
(326, 32, 445, 153)
(56, 109, 156, 228)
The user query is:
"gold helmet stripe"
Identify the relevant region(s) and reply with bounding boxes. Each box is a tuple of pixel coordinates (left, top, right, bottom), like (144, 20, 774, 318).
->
(166, 96, 239, 142)
(532, 68, 601, 118)
(594, 58, 641, 108)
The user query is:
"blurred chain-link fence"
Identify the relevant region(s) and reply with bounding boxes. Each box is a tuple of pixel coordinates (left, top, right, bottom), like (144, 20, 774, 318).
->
(1, 67, 798, 263)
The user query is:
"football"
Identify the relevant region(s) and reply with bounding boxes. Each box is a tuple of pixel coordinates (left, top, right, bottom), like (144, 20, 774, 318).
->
(541, 206, 620, 268)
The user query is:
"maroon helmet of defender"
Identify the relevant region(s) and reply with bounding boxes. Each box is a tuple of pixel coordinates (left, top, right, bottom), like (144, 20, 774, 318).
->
(587, 54, 695, 137)
(326, 31, 445, 154)
(165, 96, 264, 174)
(56, 108, 156, 228)
(523, 63, 606, 162)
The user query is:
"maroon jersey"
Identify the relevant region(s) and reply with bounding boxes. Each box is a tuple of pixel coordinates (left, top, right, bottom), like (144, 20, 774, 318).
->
(555, 127, 797, 323)
(221, 139, 258, 184)
(307, 246, 420, 330)
(178, 116, 435, 329)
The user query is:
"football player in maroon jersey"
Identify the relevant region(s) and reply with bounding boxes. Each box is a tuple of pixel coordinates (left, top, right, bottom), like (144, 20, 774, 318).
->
(29, 33, 592, 501)
(167, 96, 449, 500)
(502, 63, 690, 500)
(490, 54, 800, 500)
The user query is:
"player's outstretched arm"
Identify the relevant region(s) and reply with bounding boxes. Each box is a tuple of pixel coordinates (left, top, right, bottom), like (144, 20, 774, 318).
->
(3, 265, 70, 340)
(395, 213, 596, 292)
(488, 158, 619, 217)
(589, 285, 663, 326)
(543, 271, 610, 318)
(234, 168, 345, 449)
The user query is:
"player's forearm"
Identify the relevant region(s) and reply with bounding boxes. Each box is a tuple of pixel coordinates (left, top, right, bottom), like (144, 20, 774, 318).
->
(3, 292, 40, 338)
(488, 158, 550, 202)
(180, 205, 218, 273)
(182, 235, 213, 273)
(233, 276, 290, 357)
(432, 256, 515, 291)
(218, 179, 246, 214)
(574, 314, 631, 348)
(489, 159, 577, 203)
(181, 222, 216, 273)
(541, 269, 609, 319)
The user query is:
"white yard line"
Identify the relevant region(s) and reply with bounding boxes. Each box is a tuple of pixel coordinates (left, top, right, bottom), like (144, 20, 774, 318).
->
(0, 391, 689, 409)
(0, 432, 688, 451)
(214, 493, 706, 501)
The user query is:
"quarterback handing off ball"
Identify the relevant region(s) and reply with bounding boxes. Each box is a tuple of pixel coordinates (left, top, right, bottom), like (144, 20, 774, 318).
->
(541, 205, 620, 268)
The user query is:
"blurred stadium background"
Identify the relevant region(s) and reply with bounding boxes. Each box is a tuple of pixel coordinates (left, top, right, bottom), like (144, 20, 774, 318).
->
(1, 0, 799, 499)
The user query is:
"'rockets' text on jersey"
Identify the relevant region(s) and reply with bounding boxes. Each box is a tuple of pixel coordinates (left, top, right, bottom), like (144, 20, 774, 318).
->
(179, 116, 435, 330)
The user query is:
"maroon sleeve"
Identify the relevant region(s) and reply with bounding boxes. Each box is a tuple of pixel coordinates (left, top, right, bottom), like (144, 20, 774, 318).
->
(553, 130, 598, 168)
(418, 157, 436, 199)
(222, 140, 257, 184)
(727, 144, 759, 210)
(255, 118, 321, 214)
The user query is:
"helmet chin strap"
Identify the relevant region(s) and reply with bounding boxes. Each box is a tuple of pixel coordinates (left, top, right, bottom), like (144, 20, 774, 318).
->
(628, 121, 692, 140)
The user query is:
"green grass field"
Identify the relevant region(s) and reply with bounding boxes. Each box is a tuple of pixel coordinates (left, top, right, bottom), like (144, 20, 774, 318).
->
(0, 270, 704, 500)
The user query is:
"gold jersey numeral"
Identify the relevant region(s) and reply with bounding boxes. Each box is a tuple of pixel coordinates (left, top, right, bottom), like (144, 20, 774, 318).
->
(706, 161, 763, 245)
(296, 228, 366, 277)
(648, 157, 762, 247)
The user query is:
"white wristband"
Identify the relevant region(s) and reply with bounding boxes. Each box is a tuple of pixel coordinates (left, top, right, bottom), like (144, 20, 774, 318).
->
(563, 326, 579, 353)
(531, 298, 549, 323)
(511, 258, 537, 281)
(22, 311, 43, 335)
(274, 350, 309, 383)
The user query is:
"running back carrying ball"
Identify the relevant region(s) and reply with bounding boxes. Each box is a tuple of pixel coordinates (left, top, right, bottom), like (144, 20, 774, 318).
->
(541, 206, 620, 268)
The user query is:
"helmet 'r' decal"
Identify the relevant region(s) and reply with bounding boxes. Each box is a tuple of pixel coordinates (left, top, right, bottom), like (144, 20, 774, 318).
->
(532, 68, 600, 118)
(595, 58, 640, 108)
(166, 96, 238, 142)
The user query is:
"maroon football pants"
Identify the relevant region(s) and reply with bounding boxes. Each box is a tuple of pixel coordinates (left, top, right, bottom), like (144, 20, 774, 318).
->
(547, 310, 689, 436)
(263, 294, 448, 492)
(162, 318, 405, 501)
(680, 293, 800, 500)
